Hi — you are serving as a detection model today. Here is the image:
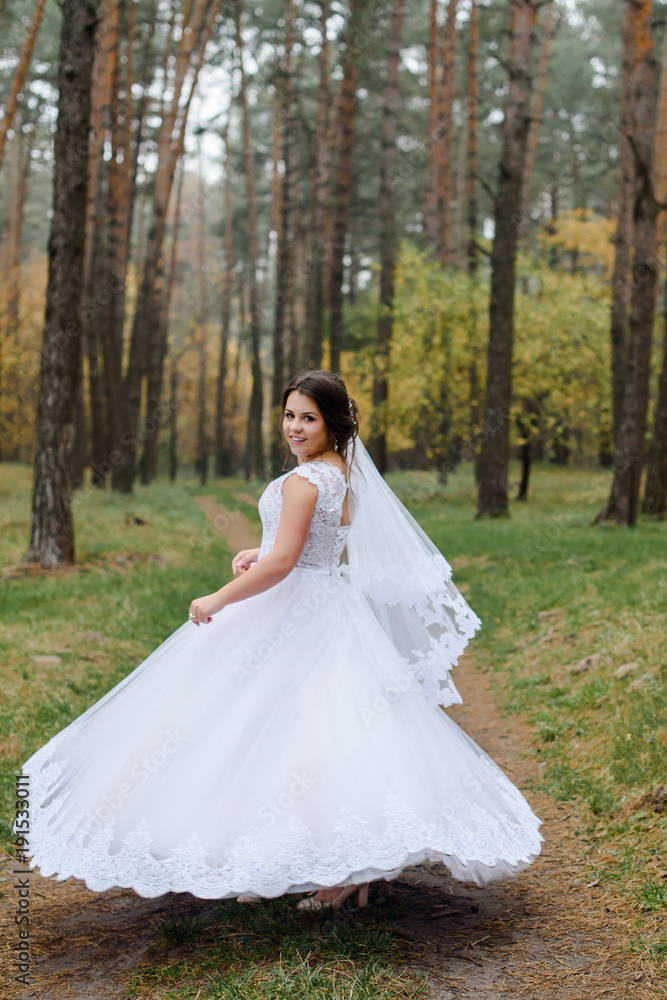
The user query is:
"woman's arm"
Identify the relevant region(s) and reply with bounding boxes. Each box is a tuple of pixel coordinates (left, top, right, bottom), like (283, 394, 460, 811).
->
(188, 474, 317, 624)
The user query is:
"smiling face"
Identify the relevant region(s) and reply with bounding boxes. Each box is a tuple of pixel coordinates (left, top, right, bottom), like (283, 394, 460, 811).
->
(282, 390, 332, 461)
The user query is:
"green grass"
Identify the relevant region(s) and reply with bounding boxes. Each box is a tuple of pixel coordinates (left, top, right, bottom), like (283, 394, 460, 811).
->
(131, 895, 427, 999)
(2, 458, 666, 989)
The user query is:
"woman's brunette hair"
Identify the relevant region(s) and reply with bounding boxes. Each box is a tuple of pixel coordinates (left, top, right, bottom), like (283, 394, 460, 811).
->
(280, 369, 359, 468)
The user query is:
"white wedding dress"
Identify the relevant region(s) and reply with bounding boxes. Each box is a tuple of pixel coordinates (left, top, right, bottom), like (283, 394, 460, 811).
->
(21, 459, 542, 899)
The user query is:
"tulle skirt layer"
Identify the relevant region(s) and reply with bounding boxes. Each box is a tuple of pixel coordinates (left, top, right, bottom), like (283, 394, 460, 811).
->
(22, 569, 542, 898)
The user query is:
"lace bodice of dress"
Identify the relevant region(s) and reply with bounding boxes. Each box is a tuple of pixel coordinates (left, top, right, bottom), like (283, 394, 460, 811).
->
(257, 461, 350, 576)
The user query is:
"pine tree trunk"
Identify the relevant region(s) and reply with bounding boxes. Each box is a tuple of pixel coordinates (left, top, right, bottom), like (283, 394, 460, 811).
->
(466, 0, 479, 275)
(140, 161, 185, 485)
(369, 0, 405, 475)
(107, 0, 141, 490)
(476, 0, 539, 519)
(643, 306, 667, 515)
(424, 0, 440, 247)
(451, 116, 468, 270)
(436, 0, 459, 268)
(608, 1, 636, 455)
(196, 151, 209, 487)
(236, 0, 265, 480)
(5, 131, 30, 339)
(0, 0, 48, 170)
(214, 129, 234, 477)
(168, 354, 179, 482)
(328, 0, 363, 374)
(653, 18, 667, 256)
(520, 0, 554, 237)
(595, 0, 658, 527)
(303, 0, 331, 369)
(79, 0, 120, 488)
(270, 0, 295, 476)
(24, 0, 99, 566)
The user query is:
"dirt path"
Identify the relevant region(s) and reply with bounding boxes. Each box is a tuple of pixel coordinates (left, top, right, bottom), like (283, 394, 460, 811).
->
(1, 504, 659, 999)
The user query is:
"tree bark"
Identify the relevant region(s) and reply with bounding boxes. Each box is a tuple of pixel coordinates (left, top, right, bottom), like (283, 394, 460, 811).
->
(424, 0, 440, 247)
(466, 0, 479, 275)
(369, 0, 405, 475)
(436, 0, 459, 268)
(476, 0, 538, 518)
(4, 130, 30, 339)
(653, 16, 667, 257)
(140, 159, 185, 485)
(79, 0, 120, 488)
(303, 0, 331, 369)
(608, 1, 636, 455)
(328, 0, 363, 374)
(236, 0, 264, 480)
(595, 0, 658, 527)
(196, 148, 209, 487)
(214, 128, 234, 477)
(0, 0, 48, 170)
(168, 353, 180, 482)
(24, 0, 99, 566)
(643, 305, 667, 515)
(270, 0, 295, 475)
(106, 0, 144, 490)
(520, 0, 554, 237)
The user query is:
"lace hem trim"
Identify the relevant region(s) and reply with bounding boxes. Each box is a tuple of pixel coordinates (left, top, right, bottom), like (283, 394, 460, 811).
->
(21, 744, 542, 899)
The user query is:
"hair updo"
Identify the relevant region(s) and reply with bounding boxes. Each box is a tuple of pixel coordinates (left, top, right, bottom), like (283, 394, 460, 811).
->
(280, 369, 359, 467)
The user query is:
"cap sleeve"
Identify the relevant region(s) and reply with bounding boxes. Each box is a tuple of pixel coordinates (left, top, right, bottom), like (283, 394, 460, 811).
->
(283, 462, 347, 505)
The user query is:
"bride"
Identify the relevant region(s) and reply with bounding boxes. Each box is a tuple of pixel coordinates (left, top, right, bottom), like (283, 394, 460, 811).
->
(20, 369, 542, 910)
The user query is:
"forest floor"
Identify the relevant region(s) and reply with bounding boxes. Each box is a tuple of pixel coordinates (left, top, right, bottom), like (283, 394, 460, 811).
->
(1, 476, 665, 999)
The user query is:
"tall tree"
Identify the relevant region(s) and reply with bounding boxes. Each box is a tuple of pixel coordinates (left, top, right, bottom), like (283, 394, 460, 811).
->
(214, 127, 234, 477)
(4, 130, 30, 339)
(24, 0, 99, 566)
(608, 0, 636, 455)
(369, 0, 405, 474)
(643, 22, 667, 518)
(436, 0, 459, 268)
(643, 313, 667, 516)
(79, 0, 121, 489)
(424, 0, 440, 248)
(466, 0, 479, 277)
(140, 158, 185, 485)
(303, 0, 331, 369)
(270, 0, 295, 475)
(595, 0, 658, 527)
(466, 0, 481, 443)
(476, 0, 539, 518)
(0, 0, 48, 170)
(236, 0, 264, 479)
(195, 147, 209, 487)
(520, 0, 554, 237)
(328, 0, 363, 373)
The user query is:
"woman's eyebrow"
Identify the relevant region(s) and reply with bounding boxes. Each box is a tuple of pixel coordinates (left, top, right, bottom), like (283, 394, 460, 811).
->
(285, 409, 318, 416)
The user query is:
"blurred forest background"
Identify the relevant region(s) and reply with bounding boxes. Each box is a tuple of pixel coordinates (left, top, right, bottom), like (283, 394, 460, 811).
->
(1, 0, 667, 564)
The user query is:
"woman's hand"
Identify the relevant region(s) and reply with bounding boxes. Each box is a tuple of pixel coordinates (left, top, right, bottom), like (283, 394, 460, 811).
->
(232, 548, 260, 575)
(188, 593, 223, 626)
